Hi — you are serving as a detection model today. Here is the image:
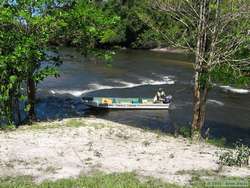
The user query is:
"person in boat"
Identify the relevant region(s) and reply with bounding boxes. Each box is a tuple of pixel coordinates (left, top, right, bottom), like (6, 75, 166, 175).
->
(153, 88, 166, 103)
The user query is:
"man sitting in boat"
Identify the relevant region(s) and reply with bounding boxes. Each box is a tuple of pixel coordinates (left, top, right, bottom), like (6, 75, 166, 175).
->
(153, 88, 166, 103)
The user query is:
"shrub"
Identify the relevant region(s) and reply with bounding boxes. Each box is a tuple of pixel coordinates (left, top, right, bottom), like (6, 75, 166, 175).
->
(179, 126, 191, 138)
(218, 143, 250, 167)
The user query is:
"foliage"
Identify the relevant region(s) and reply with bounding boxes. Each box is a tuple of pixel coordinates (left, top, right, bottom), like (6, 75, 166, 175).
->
(50, 0, 124, 58)
(0, 0, 62, 126)
(101, 0, 192, 49)
(178, 126, 191, 138)
(210, 64, 250, 87)
(218, 143, 250, 167)
(1, 0, 249, 128)
(142, 0, 250, 139)
(144, 0, 250, 86)
(0, 0, 123, 126)
(102, 0, 146, 47)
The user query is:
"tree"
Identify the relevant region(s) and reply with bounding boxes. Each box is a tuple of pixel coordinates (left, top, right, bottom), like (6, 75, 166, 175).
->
(0, 0, 123, 127)
(49, 0, 124, 59)
(0, 1, 60, 126)
(140, 0, 250, 140)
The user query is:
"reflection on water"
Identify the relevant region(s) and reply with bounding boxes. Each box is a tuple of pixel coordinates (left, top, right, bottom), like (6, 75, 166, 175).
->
(37, 48, 250, 145)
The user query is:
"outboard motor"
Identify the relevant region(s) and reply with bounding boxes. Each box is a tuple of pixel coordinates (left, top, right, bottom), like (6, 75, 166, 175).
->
(164, 95, 172, 104)
(82, 96, 93, 103)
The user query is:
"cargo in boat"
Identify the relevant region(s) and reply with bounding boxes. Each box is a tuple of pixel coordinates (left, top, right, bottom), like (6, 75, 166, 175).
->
(82, 96, 172, 110)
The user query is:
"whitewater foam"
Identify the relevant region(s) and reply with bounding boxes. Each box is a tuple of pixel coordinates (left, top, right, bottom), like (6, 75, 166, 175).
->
(220, 86, 249, 94)
(50, 76, 175, 97)
(50, 89, 93, 97)
(207, 99, 224, 106)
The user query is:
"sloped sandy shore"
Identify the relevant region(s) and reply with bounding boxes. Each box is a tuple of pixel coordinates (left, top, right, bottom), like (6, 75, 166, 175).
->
(0, 118, 249, 185)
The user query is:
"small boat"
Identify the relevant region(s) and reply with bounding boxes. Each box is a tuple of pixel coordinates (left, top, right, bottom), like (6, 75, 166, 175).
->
(82, 96, 172, 110)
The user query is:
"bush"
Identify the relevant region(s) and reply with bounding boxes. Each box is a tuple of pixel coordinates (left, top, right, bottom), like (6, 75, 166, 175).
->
(179, 126, 191, 138)
(218, 143, 250, 167)
(0, 123, 16, 130)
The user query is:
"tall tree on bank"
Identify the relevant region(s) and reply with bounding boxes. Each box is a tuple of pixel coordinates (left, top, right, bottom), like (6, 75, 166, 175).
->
(0, 0, 123, 127)
(140, 0, 250, 140)
(0, 1, 61, 125)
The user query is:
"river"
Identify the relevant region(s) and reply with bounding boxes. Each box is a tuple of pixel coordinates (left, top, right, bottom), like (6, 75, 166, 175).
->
(38, 47, 250, 145)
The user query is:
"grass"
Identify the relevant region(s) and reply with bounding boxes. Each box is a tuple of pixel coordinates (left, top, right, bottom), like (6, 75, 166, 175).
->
(175, 169, 250, 188)
(0, 118, 109, 132)
(0, 173, 181, 188)
(0, 172, 249, 188)
(175, 169, 219, 177)
(176, 126, 228, 148)
(27, 119, 88, 130)
(206, 137, 227, 148)
(191, 177, 250, 188)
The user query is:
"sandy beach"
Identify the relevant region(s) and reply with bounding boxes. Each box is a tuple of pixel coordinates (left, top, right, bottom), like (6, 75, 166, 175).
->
(0, 118, 249, 185)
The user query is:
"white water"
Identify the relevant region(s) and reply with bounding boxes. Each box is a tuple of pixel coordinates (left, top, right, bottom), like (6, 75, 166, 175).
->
(207, 99, 224, 106)
(50, 76, 175, 97)
(220, 85, 249, 94)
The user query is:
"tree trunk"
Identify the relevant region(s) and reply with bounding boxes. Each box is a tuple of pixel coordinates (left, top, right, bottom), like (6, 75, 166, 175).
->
(192, 74, 208, 141)
(27, 78, 37, 122)
(8, 94, 14, 125)
(191, 0, 209, 141)
(13, 96, 21, 126)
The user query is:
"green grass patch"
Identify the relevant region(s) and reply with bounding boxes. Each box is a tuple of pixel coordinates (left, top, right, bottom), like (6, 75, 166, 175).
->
(175, 169, 218, 177)
(0, 124, 16, 131)
(65, 119, 87, 128)
(15, 118, 107, 131)
(206, 137, 227, 147)
(192, 177, 250, 188)
(0, 172, 181, 188)
(176, 169, 250, 188)
(0, 172, 249, 188)
(26, 122, 62, 130)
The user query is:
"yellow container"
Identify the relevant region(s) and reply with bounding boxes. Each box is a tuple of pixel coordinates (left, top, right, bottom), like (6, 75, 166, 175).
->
(102, 98, 112, 104)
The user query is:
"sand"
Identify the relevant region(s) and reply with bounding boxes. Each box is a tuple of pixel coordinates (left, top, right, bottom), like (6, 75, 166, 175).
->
(0, 118, 249, 185)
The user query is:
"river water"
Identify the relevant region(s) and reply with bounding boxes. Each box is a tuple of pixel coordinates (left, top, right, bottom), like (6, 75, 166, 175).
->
(38, 47, 250, 145)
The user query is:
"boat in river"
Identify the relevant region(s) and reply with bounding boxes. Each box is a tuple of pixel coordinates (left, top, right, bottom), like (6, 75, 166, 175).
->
(82, 96, 172, 110)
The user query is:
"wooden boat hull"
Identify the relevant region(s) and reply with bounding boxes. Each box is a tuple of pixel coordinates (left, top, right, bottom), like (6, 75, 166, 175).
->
(83, 97, 171, 110)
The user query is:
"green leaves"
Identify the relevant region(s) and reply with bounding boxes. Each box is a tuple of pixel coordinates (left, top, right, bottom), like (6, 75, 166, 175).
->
(50, 1, 124, 53)
(1, 0, 125, 126)
(33, 67, 59, 82)
(9, 75, 17, 83)
(210, 64, 250, 87)
(219, 143, 250, 167)
(0, 0, 62, 126)
(101, 29, 118, 43)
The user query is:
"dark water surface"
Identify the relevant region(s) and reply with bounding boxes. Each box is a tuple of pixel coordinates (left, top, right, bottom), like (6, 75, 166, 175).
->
(38, 48, 250, 145)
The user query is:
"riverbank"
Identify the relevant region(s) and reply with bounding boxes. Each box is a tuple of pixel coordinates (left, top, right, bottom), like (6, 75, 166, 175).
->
(0, 118, 249, 186)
